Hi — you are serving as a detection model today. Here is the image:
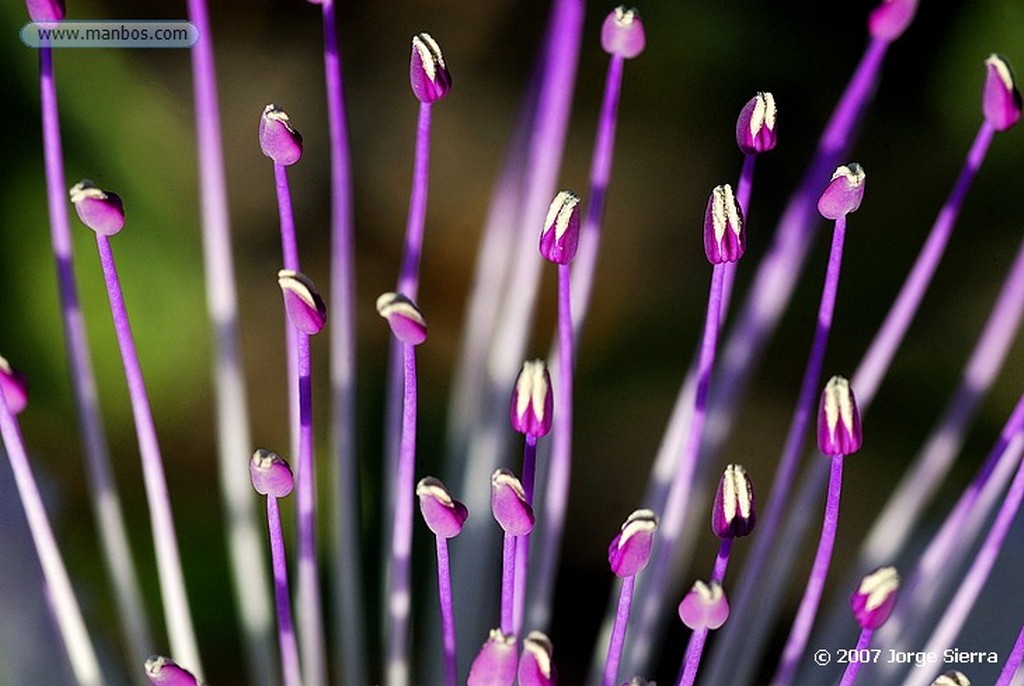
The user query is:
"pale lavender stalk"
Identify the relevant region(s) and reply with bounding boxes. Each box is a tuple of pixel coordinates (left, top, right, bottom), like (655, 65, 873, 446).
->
(675, 540, 732, 686)
(604, 509, 657, 686)
(436, 537, 458, 686)
(501, 533, 517, 634)
(513, 434, 538, 636)
(604, 575, 636, 686)
(272, 161, 301, 463)
(996, 625, 1024, 686)
(838, 628, 873, 686)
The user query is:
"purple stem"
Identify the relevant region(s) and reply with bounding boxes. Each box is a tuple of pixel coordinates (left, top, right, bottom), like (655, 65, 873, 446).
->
(996, 624, 1024, 686)
(771, 453, 845, 686)
(838, 628, 873, 686)
(275, 163, 301, 465)
(513, 434, 538, 635)
(266, 495, 302, 686)
(712, 538, 733, 585)
(95, 236, 202, 676)
(603, 574, 636, 686)
(678, 628, 709, 686)
(435, 536, 458, 686)
(501, 533, 517, 635)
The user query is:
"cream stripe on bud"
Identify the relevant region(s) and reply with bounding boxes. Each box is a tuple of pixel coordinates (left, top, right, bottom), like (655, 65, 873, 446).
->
(824, 376, 855, 440)
(712, 184, 741, 246)
(931, 671, 971, 686)
(722, 465, 751, 524)
(547, 190, 581, 241)
(69, 180, 107, 205)
(523, 631, 554, 678)
(416, 477, 455, 507)
(857, 565, 899, 611)
(413, 33, 445, 82)
(749, 92, 776, 138)
(617, 509, 658, 549)
(515, 360, 548, 426)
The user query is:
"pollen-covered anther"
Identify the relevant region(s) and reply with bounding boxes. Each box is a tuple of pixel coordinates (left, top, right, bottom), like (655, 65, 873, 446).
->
(467, 629, 518, 686)
(410, 32, 452, 104)
(278, 270, 328, 335)
(249, 448, 294, 499)
(517, 631, 556, 686)
(0, 355, 29, 415)
(817, 375, 863, 456)
(417, 476, 469, 539)
(817, 163, 866, 220)
(376, 292, 427, 346)
(712, 464, 756, 539)
(622, 679, 654, 686)
(490, 468, 535, 537)
(510, 359, 553, 438)
(26, 0, 65, 22)
(703, 183, 745, 264)
(678, 580, 729, 631)
(851, 565, 899, 630)
(982, 54, 1022, 132)
(539, 190, 582, 265)
(601, 6, 645, 59)
(259, 104, 304, 166)
(736, 92, 778, 155)
(143, 655, 203, 686)
(608, 509, 659, 577)
(931, 671, 971, 686)
(70, 180, 125, 236)
(867, 0, 919, 41)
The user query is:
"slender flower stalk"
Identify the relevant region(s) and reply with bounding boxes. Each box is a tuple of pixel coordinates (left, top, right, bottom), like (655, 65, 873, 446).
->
(995, 624, 1024, 686)
(604, 510, 658, 686)
(677, 581, 729, 686)
(838, 566, 899, 686)
(491, 469, 535, 635)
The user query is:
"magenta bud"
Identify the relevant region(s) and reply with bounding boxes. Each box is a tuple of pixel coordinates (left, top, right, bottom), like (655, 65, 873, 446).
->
(376, 292, 428, 346)
(278, 270, 328, 335)
(851, 566, 899, 630)
(712, 464, 756, 539)
(25, 0, 65, 21)
(259, 104, 303, 166)
(70, 180, 125, 236)
(677, 580, 729, 631)
(601, 7, 645, 59)
(417, 477, 469, 538)
(622, 680, 654, 686)
(410, 33, 452, 104)
(867, 0, 918, 41)
(818, 375, 863, 456)
(467, 629, 518, 686)
(703, 184, 745, 264)
(932, 672, 971, 686)
(539, 190, 581, 265)
(144, 656, 202, 686)
(983, 54, 1022, 132)
(517, 631, 557, 686)
(736, 92, 778, 155)
(817, 163, 866, 220)
(249, 449, 294, 498)
(0, 356, 29, 416)
(607, 509, 658, 578)
(510, 360, 553, 438)
(490, 469, 535, 536)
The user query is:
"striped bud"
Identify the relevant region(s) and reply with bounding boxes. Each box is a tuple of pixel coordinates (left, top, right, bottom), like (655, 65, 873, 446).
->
(817, 163, 865, 220)
(608, 509, 658, 578)
(410, 33, 452, 104)
(70, 180, 125, 236)
(417, 477, 469, 539)
(376, 292, 427, 346)
(249, 449, 294, 499)
(818, 375, 863, 456)
(712, 464, 756, 539)
(539, 191, 581, 265)
(510, 360, 553, 438)
(279, 270, 328, 335)
(983, 54, 1022, 132)
(259, 104, 303, 166)
(490, 469, 534, 537)
(851, 566, 899, 630)
(517, 631, 556, 686)
(736, 92, 777, 155)
(703, 184, 745, 264)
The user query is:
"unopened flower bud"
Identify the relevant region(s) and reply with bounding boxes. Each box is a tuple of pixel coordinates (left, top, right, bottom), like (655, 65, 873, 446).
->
(621, 680, 653, 686)
(608, 509, 658, 577)
(867, 0, 918, 41)
(817, 163, 866, 220)
(510, 360, 553, 438)
(539, 190, 581, 265)
(736, 92, 777, 155)
(278, 270, 328, 335)
(70, 181, 125, 236)
(517, 631, 557, 686)
(417, 477, 469, 539)
(144, 656, 202, 686)
(851, 566, 899, 630)
(376, 292, 427, 346)
(26, 0, 65, 22)
(818, 375, 863, 456)
(410, 33, 451, 104)
(249, 449, 294, 498)
(678, 580, 729, 630)
(703, 184, 745, 264)
(467, 629, 518, 686)
(0, 355, 29, 415)
(601, 7, 645, 59)
(931, 672, 970, 686)
(982, 54, 1022, 132)
(712, 464, 756, 539)
(490, 469, 534, 537)
(259, 104, 303, 166)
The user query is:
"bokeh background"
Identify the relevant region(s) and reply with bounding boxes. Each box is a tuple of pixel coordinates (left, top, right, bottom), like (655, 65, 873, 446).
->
(2, 0, 1024, 684)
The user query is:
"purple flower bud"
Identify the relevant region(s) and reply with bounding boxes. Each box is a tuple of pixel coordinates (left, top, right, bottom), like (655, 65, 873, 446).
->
(850, 566, 899, 630)
(601, 7, 645, 60)
(712, 464, 756, 539)
(259, 104, 303, 166)
(818, 375, 863, 456)
(817, 163, 866, 220)
(70, 180, 125, 236)
(376, 292, 428, 346)
(736, 92, 778, 155)
(144, 656, 203, 686)
(607, 509, 658, 578)
(931, 671, 971, 686)
(539, 190, 581, 265)
(982, 54, 1022, 132)
(517, 631, 557, 686)
(278, 270, 328, 335)
(678, 580, 729, 631)
(490, 469, 535, 536)
(249, 448, 294, 499)
(621, 680, 654, 686)
(410, 33, 452, 104)
(703, 184, 745, 264)
(467, 629, 518, 686)
(0, 355, 29, 415)
(25, 0, 65, 22)
(416, 476, 469, 539)
(867, 0, 918, 41)
(510, 360, 553, 438)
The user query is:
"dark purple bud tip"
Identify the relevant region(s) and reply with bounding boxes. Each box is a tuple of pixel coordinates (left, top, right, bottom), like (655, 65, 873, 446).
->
(376, 292, 428, 346)
(868, 0, 918, 41)
(510, 359, 553, 438)
(932, 671, 971, 686)
(249, 448, 294, 498)
(818, 375, 863, 456)
(410, 33, 452, 104)
(0, 355, 29, 416)
(817, 163, 866, 220)
(518, 631, 557, 686)
(851, 565, 899, 630)
(26, 0, 65, 21)
(70, 180, 125, 236)
(712, 464, 756, 539)
(983, 54, 1022, 132)
(703, 184, 745, 264)
(678, 580, 729, 631)
(259, 104, 304, 166)
(144, 656, 203, 686)
(607, 509, 659, 577)
(736, 92, 778, 155)
(539, 190, 581, 265)
(601, 7, 645, 59)
(467, 629, 518, 686)
(416, 476, 469, 538)
(278, 270, 328, 335)
(490, 469, 535, 536)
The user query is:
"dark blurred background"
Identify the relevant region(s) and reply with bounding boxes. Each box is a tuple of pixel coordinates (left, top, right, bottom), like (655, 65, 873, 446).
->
(2, 0, 1024, 684)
